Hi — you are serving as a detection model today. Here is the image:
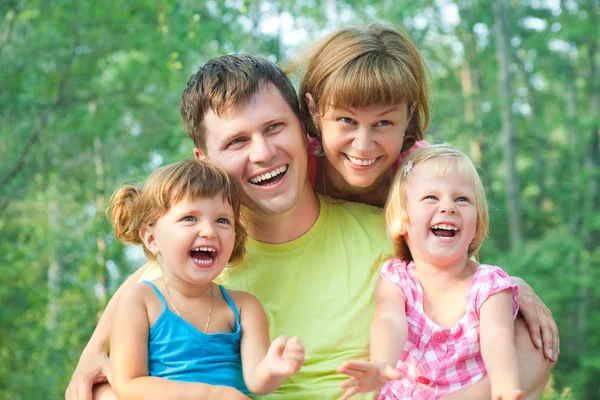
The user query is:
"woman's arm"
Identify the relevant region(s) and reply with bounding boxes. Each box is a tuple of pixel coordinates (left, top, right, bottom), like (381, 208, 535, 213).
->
(337, 277, 406, 399)
(237, 291, 305, 395)
(479, 290, 522, 399)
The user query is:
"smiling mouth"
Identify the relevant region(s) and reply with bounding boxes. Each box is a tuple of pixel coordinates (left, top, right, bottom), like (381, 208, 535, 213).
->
(190, 246, 217, 265)
(344, 154, 380, 167)
(430, 224, 459, 238)
(249, 164, 288, 186)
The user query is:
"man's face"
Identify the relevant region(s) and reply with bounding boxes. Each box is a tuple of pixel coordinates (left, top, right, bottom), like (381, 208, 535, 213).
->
(196, 83, 309, 218)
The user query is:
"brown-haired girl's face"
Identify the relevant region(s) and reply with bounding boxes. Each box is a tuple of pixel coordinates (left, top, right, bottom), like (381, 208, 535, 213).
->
(143, 195, 236, 285)
(318, 103, 411, 190)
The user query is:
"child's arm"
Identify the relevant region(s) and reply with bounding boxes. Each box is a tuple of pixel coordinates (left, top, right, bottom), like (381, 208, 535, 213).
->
(337, 277, 406, 399)
(110, 284, 249, 400)
(479, 289, 522, 400)
(237, 291, 305, 395)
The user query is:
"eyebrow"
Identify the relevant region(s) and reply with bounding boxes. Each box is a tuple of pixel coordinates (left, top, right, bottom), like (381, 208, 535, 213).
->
(220, 118, 282, 145)
(330, 105, 401, 117)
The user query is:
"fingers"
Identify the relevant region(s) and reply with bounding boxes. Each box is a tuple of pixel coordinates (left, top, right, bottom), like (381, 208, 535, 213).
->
(337, 364, 367, 379)
(538, 307, 559, 362)
(282, 337, 305, 366)
(382, 365, 402, 380)
(339, 376, 360, 390)
(268, 335, 288, 357)
(341, 387, 360, 400)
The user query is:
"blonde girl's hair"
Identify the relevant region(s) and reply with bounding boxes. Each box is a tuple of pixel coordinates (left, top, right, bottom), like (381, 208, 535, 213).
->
(107, 159, 247, 264)
(385, 144, 489, 260)
(287, 23, 432, 153)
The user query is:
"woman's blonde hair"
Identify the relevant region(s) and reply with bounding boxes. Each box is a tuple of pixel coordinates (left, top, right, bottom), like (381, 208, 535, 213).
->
(108, 159, 247, 264)
(385, 144, 489, 260)
(287, 23, 432, 153)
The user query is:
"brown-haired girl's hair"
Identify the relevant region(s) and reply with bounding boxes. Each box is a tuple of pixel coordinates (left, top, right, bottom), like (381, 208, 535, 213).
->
(107, 159, 247, 264)
(287, 23, 432, 153)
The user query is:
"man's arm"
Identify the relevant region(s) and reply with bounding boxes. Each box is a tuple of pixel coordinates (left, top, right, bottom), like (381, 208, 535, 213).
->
(511, 277, 559, 362)
(65, 263, 151, 400)
(442, 317, 555, 400)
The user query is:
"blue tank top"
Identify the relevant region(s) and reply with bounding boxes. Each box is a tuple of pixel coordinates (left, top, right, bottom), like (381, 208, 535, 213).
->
(143, 281, 249, 394)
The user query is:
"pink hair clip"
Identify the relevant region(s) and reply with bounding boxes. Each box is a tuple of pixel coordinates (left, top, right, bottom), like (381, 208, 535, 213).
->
(403, 160, 414, 177)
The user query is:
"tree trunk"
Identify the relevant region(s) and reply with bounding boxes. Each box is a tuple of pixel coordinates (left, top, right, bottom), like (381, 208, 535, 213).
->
(94, 137, 107, 306)
(493, 0, 523, 249)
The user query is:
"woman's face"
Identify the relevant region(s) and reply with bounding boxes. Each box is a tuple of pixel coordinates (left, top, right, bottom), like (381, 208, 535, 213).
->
(317, 103, 411, 189)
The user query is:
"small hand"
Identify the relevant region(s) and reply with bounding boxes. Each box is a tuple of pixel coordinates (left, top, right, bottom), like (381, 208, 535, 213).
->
(513, 277, 559, 362)
(65, 351, 111, 400)
(495, 389, 523, 400)
(265, 336, 305, 376)
(337, 361, 402, 400)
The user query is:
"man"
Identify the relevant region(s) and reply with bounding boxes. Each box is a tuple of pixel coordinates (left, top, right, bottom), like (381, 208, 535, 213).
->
(66, 55, 557, 400)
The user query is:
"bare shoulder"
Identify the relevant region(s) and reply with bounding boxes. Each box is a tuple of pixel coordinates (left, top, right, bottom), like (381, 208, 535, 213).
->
(225, 289, 264, 313)
(118, 281, 156, 308)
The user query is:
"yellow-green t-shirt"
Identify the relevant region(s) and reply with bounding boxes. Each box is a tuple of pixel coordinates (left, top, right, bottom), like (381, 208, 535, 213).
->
(141, 194, 394, 399)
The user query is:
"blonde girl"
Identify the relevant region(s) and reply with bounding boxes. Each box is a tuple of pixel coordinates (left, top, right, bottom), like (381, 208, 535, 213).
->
(108, 159, 305, 400)
(338, 145, 522, 400)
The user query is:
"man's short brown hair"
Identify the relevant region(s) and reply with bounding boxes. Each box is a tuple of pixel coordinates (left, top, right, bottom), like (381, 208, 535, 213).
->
(180, 54, 301, 153)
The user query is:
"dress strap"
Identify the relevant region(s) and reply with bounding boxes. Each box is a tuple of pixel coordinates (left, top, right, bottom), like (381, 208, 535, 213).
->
(142, 281, 168, 311)
(218, 285, 240, 322)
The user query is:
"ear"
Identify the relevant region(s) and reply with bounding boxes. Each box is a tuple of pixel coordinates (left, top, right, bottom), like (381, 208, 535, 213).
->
(140, 226, 159, 255)
(407, 102, 417, 123)
(305, 93, 321, 130)
(194, 147, 206, 160)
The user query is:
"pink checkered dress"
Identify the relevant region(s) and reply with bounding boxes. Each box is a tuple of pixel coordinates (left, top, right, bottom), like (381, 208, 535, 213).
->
(378, 259, 519, 400)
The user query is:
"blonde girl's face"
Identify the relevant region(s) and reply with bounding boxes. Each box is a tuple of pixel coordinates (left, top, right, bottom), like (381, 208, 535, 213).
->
(318, 103, 411, 189)
(143, 195, 236, 285)
(403, 160, 478, 267)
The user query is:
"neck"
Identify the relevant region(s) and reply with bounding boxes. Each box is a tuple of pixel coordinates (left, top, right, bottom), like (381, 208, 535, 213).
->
(160, 269, 213, 299)
(412, 256, 476, 289)
(242, 182, 320, 244)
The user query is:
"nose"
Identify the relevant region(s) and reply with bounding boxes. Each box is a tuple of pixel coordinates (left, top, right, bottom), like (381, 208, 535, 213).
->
(439, 199, 457, 214)
(352, 127, 376, 154)
(198, 221, 217, 238)
(249, 134, 276, 163)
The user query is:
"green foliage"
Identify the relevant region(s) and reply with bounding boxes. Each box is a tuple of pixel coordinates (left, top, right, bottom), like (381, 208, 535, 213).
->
(1, 0, 598, 398)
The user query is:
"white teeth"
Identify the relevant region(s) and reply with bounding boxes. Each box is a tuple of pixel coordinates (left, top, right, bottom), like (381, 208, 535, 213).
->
(346, 155, 377, 166)
(431, 224, 458, 231)
(192, 258, 213, 265)
(192, 246, 216, 252)
(249, 165, 288, 183)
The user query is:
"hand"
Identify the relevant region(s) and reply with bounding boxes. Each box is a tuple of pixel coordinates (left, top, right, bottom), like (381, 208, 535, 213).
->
(337, 361, 402, 400)
(495, 389, 523, 400)
(65, 351, 111, 400)
(265, 336, 305, 377)
(513, 277, 559, 362)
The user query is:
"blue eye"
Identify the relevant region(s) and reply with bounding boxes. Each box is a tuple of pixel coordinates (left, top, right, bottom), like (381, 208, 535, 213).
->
(227, 137, 248, 148)
(425, 195, 438, 200)
(266, 123, 283, 132)
(376, 120, 393, 127)
(456, 196, 469, 202)
(216, 217, 230, 224)
(340, 117, 355, 124)
(183, 216, 196, 222)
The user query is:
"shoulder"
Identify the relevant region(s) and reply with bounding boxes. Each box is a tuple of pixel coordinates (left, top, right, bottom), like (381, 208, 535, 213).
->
(226, 289, 263, 312)
(118, 281, 156, 311)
